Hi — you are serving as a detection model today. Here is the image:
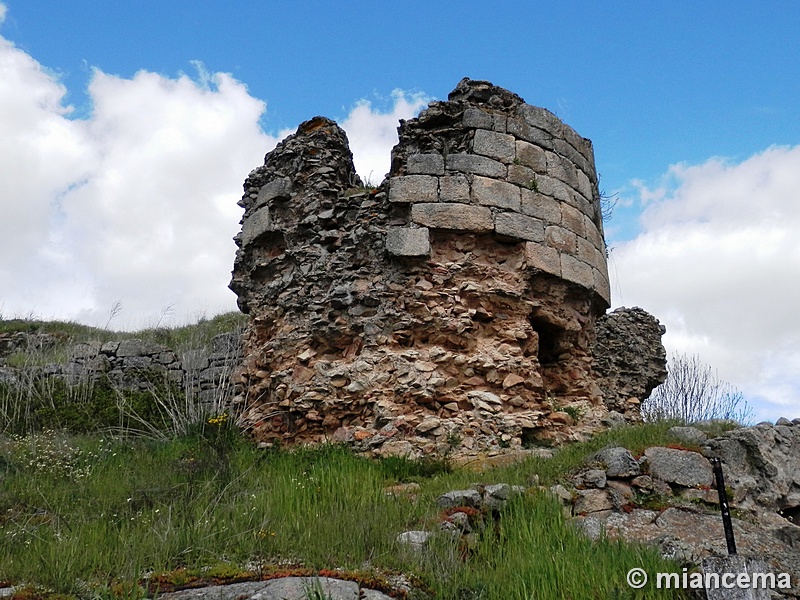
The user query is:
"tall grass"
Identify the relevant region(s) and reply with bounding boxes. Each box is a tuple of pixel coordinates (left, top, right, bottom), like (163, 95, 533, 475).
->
(425, 494, 684, 600)
(0, 355, 105, 434)
(0, 424, 689, 599)
(0, 316, 691, 598)
(0, 367, 189, 437)
(0, 432, 427, 594)
(0, 311, 245, 437)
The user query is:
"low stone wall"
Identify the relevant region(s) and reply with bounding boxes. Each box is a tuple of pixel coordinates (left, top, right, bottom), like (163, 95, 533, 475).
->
(0, 331, 60, 357)
(567, 421, 800, 598)
(0, 330, 243, 410)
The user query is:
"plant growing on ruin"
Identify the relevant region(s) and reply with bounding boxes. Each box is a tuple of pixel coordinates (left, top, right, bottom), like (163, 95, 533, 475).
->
(641, 352, 753, 425)
(599, 189, 618, 221)
(562, 405, 584, 422)
(446, 431, 463, 451)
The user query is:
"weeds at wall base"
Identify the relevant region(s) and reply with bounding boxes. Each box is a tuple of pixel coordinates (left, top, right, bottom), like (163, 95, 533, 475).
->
(0, 372, 185, 436)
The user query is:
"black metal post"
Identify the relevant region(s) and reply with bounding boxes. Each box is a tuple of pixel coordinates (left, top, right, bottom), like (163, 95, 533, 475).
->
(710, 457, 737, 555)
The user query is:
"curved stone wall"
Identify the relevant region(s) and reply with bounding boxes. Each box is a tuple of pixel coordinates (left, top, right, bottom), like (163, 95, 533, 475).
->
(229, 79, 660, 457)
(386, 78, 609, 305)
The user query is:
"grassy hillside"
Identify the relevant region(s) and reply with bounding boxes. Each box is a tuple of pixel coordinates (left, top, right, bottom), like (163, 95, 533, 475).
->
(0, 422, 693, 600)
(0, 316, 692, 599)
(0, 311, 247, 352)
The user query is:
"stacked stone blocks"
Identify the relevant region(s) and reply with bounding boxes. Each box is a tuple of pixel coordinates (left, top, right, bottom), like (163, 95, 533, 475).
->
(0, 332, 243, 411)
(227, 80, 663, 456)
(386, 102, 610, 305)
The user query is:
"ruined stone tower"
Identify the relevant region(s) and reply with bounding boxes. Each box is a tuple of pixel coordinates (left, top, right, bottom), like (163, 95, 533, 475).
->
(229, 78, 664, 459)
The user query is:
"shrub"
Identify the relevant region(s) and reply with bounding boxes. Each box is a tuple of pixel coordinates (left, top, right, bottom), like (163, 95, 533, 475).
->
(641, 352, 753, 425)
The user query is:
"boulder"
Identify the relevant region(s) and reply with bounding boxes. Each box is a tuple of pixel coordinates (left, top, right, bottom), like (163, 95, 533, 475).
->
(644, 447, 713, 488)
(157, 577, 393, 600)
(668, 426, 708, 446)
(396, 530, 433, 553)
(436, 489, 482, 509)
(574, 489, 613, 515)
(704, 421, 800, 511)
(592, 446, 640, 478)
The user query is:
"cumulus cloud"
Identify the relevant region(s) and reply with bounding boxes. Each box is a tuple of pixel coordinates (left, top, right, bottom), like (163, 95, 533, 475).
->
(0, 29, 279, 327)
(610, 146, 800, 420)
(0, 20, 426, 330)
(341, 90, 429, 185)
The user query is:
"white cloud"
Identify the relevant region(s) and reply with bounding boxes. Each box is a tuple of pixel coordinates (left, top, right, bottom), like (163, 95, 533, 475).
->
(611, 146, 800, 421)
(0, 26, 427, 330)
(0, 3, 6, 23)
(0, 31, 280, 328)
(341, 90, 429, 185)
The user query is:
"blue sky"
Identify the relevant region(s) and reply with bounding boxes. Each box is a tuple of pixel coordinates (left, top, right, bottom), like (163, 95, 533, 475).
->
(1, 1, 799, 421)
(6, 1, 800, 213)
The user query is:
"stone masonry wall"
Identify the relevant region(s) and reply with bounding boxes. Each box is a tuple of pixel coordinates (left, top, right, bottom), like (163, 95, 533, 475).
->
(592, 307, 669, 421)
(386, 78, 609, 305)
(230, 79, 665, 460)
(0, 331, 242, 410)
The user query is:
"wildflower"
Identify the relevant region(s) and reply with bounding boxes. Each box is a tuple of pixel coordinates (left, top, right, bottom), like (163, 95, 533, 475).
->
(256, 529, 276, 539)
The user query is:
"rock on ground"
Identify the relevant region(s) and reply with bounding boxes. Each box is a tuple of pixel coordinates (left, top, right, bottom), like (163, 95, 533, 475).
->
(156, 577, 393, 600)
(644, 446, 713, 488)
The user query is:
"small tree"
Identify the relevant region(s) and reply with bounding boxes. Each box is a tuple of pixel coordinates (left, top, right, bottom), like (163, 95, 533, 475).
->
(642, 352, 753, 425)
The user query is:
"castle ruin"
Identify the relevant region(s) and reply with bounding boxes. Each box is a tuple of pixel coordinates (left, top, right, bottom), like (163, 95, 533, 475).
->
(229, 78, 666, 460)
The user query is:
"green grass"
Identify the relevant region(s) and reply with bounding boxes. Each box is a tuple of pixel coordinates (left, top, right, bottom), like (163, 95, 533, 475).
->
(0, 371, 187, 436)
(130, 311, 247, 351)
(0, 312, 247, 436)
(1, 315, 691, 598)
(0, 422, 690, 600)
(449, 420, 683, 491)
(0, 311, 246, 353)
(0, 318, 107, 340)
